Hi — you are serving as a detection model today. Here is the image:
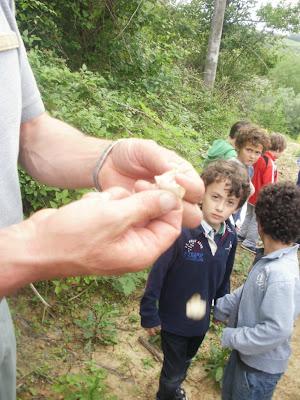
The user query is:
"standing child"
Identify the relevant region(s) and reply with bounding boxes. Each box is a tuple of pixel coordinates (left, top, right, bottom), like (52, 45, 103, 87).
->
(203, 121, 250, 167)
(140, 160, 251, 400)
(231, 124, 270, 227)
(238, 133, 287, 253)
(215, 182, 300, 400)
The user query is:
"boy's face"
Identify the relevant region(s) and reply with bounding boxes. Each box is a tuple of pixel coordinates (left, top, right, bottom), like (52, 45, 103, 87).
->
(271, 149, 284, 160)
(238, 142, 263, 166)
(201, 180, 240, 230)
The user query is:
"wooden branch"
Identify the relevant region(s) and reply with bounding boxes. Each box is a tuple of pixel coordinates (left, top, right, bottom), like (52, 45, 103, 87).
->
(115, 0, 144, 39)
(138, 336, 163, 363)
(30, 283, 51, 308)
(95, 362, 134, 383)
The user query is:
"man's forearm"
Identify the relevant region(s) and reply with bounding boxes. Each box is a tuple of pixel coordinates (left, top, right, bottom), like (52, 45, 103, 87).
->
(0, 222, 39, 296)
(0, 217, 84, 297)
(19, 112, 111, 189)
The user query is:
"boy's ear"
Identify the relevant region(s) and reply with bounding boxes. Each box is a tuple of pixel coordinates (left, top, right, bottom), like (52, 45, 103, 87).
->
(257, 221, 263, 238)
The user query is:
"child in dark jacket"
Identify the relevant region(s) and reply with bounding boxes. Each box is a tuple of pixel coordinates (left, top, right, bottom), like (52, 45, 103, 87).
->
(140, 160, 251, 400)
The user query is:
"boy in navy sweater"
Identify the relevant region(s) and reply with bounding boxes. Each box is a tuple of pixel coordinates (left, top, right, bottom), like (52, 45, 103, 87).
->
(140, 160, 251, 400)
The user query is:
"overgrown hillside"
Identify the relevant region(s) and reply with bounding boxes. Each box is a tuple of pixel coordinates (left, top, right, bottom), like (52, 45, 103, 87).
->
(18, 0, 300, 215)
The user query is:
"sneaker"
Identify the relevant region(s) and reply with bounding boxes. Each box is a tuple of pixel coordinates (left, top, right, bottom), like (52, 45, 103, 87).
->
(237, 234, 245, 242)
(240, 243, 257, 254)
(175, 387, 188, 400)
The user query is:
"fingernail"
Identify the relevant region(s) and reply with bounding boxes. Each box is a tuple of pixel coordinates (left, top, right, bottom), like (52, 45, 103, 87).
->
(159, 192, 178, 213)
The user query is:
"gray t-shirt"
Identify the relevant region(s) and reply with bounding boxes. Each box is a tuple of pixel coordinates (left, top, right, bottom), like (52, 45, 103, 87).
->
(0, 0, 45, 228)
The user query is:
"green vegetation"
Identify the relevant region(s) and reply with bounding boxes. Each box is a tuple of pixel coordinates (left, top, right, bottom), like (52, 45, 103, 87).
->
(74, 302, 119, 349)
(53, 363, 117, 400)
(204, 344, 230, 387)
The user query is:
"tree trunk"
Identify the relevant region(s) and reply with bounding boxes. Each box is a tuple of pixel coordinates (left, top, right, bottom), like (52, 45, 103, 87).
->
(203, 0, 227, 90)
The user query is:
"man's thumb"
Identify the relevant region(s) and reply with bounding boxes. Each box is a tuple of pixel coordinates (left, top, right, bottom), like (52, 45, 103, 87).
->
(120, 190, 181, 225)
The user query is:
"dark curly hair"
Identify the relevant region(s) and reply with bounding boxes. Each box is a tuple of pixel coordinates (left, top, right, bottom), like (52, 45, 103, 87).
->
(255, 182, 300, 244)
(229, 120, 251, 139)
(201, 160, 251, 208)
(235, 124, 270, 153)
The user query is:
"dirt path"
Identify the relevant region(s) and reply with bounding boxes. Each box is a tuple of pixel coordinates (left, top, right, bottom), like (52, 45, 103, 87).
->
(89, 303, 300, 400)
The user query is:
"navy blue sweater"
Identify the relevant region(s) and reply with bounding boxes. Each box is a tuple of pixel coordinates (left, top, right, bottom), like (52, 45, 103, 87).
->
(140, 221, 237, 337)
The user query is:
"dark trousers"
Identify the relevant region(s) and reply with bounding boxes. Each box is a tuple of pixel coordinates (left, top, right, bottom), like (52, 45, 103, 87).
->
(157, 330, 205, 400)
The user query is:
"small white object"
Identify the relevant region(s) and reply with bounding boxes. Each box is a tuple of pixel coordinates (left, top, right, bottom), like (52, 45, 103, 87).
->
(186, 293, 206, 320)
(154, 169, 186, 199)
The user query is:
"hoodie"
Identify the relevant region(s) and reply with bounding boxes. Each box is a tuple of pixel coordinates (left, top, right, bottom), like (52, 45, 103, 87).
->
(215, 245, 300, 374)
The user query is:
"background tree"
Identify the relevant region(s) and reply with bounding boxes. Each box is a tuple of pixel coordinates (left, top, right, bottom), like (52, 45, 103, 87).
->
(204, 0, 227, 89)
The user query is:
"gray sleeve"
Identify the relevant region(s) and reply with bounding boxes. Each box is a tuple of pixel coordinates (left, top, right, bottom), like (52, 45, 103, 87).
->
(214, 285, 243, 322)
(7, 0, 45, 122)
(19, 40, 45, 123)
(221, 281, 295, 355)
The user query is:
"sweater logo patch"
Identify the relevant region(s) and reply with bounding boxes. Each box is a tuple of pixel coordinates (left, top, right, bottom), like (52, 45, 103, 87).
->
(256, 272, 266, 290)
(184, 239, 204, 262)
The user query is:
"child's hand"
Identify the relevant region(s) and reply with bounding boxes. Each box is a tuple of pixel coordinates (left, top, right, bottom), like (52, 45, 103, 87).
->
(145, 326, 161, 336)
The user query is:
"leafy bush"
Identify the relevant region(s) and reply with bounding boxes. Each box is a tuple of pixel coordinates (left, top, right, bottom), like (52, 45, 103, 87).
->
(53, 362, 117, 400)
(204, 344, 230, 387)
(74, 302, 119, 349)
(240, 77, 300, 137)
(103, 271, 148, 297)
(269, 51, 300, 95)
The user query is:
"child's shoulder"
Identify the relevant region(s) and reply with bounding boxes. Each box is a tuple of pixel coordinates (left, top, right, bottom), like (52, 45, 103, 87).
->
(205, 139, 236, 163)
(264, 246, 299, 282)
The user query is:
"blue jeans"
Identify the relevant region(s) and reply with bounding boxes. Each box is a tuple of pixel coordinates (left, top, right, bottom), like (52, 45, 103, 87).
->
(157, 330, 205, 400)
(222, 351, 282, 400)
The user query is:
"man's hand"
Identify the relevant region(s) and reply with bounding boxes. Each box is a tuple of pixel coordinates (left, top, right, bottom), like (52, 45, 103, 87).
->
(20, 116, 203, 227)
(0, 187, 183, 296)
(99, 139, 204, 227)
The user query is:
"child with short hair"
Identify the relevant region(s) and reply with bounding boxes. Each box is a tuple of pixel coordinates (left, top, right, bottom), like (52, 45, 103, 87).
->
(215, 182, 300, 400)
(239, 132, 287, 253)
(234, 124, 270, 178)
(140, 160, 251, 400)
(231, 124, 270, 226)
(203, 120, 250, 167)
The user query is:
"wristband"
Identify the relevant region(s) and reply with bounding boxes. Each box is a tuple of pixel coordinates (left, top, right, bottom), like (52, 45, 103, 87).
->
(92, 139, 125, 191)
